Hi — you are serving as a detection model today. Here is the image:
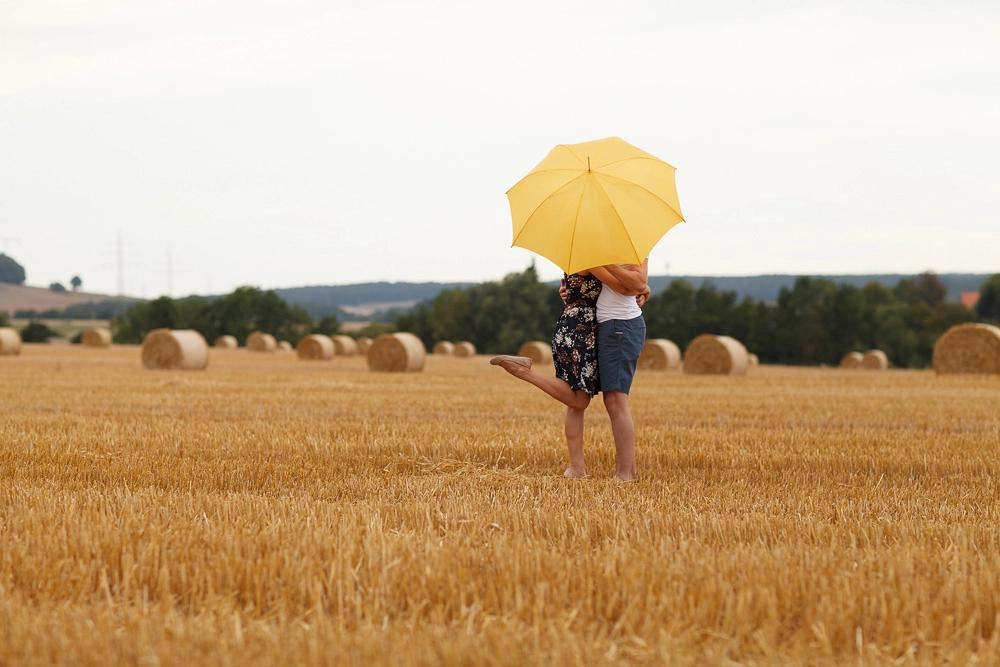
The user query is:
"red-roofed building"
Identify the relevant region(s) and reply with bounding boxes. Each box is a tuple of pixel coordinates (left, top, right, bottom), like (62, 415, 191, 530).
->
(961, 291, 981, 309)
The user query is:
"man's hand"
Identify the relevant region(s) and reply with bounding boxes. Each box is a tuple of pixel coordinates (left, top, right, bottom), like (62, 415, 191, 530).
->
(559, 278, 568, 304)
(636, 285, 651, 308)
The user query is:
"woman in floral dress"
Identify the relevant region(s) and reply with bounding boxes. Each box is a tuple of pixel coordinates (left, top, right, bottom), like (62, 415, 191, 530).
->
(490, 270, 605, 478)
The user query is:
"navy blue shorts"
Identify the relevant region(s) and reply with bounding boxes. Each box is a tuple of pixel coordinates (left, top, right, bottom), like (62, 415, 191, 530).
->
(597, 316, 646, 394)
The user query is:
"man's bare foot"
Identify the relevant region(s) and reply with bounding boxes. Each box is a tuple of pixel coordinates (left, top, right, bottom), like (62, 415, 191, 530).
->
(613, 473, 636, 482)
(564, 467, 586, 479)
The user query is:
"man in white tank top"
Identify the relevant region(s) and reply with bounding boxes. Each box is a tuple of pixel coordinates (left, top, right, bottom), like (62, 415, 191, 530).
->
(594, 259, 649, 481)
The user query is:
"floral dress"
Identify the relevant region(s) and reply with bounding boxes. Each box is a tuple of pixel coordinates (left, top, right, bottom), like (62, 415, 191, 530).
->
(551, 272, 602, 397)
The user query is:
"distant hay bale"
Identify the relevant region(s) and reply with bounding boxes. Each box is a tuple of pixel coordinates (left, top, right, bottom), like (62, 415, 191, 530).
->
(214, 335, 238, 349)
(81, 327, 112, 348)
(0, 327, 22, 356)
(433, 341, 455, 355)
(748, 353, 760, 367)
(368, 332, 426, 372)
(297, 334, 334, 361)
(932, 323, 1000, 375)
(246, 331, 277, 352)
(840, 351, 864, 369)
(331, 335, 358, 356)
(453, 341, 476, 358)
(637, 339, 681, 371)
(356, 337, 373, 355)
(682, 334, 749, 375)
(518, 341, 553, 365)
(141, 329, 208, 370)
(861, 349, 888, 370)
(277, 341, 293, 352)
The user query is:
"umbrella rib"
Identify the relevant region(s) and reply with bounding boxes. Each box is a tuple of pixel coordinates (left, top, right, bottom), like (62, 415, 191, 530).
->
(565, 174, 591, 273)
(589, 176, 639, 261)
(595, 171, 685, 221)
(510, 172, 587, 250)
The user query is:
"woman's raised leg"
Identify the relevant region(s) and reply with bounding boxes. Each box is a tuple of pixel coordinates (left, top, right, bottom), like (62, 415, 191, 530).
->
(494, 360, 592, 411)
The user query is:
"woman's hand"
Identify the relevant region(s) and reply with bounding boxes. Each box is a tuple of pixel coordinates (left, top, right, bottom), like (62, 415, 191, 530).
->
(559, 278, 568, 304)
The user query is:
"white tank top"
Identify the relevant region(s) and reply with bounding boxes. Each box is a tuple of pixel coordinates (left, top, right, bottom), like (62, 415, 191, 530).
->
(597, 284, 642, 322)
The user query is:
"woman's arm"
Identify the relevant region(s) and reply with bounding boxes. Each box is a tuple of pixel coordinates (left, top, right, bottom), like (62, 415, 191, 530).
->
(589, 259, 649, 296)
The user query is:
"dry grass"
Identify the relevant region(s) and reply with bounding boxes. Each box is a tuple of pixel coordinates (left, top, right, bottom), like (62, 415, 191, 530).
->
(2, 345, 1000, 666)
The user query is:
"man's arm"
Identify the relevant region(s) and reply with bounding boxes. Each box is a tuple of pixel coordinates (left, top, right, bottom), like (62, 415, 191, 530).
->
(589, 259, 649, 296)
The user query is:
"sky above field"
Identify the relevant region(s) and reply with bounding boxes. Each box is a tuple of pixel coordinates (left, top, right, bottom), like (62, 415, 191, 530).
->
(1, 0, 998, 298)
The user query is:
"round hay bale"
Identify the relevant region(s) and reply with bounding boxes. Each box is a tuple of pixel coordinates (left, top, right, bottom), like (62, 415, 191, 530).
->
(932, 323, 1000, 375)
(453, 341, 476, 358)
(356, 337, 373, 355)
(0, 327, 22, 356)
(331, 335, 358, 356)
(840, 351, 864, 369)
(277, 340, 293, 352)
(368, 332, 426, 372)
(433, 341, 455, 355)
(637, 339, 681, 371)
(246, 331, 277, 352)
(141, 329, 208, 370)
(297, 334, 334, 361)
(748, 353, 760, 367)
(861, 349, 888, 370)
(682, 334, 749, 375)
(214, 335, 238, 349)
(518, 341, 553, 365)
(81, 327, 112, 348)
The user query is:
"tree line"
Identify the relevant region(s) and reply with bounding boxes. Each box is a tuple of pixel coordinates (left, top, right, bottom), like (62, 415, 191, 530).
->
(110, 286, 339, 345)
(396, 267, 1000, 368)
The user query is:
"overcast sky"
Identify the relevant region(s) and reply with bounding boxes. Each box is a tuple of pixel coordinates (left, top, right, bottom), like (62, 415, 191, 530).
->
(2, 0, 998, 298)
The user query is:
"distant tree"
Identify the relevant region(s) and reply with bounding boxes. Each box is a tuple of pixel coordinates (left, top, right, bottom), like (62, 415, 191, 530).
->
(0, 253, 26, 285)
(976, 274, 1000, 324)
(311, 315, 340, 337)
(49, 282, 67, 293)
(20, 321, 58, 343)
(395, 264, 561, 354)
(70, 276, 82, 292)
(111, 286, 312, 345)
(913, 271, 948, 307)
(0, 311, 8, 328)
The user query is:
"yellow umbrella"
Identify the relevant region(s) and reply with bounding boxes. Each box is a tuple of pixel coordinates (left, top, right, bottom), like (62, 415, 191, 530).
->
(505, 137, 684, 275)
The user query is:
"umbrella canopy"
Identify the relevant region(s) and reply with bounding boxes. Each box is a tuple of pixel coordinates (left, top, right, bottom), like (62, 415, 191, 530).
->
(506, 137, 684, 275)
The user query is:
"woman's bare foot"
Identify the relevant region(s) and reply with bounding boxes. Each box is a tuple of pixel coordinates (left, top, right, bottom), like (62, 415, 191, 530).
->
(564, 467, 586, 479)
(613, 474, 636, 482)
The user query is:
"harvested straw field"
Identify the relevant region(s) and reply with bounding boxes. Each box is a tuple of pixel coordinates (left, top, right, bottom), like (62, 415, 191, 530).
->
(2, 344, 1000, 665)
(840, 351, 864, 368)
(518, 341, 553, 365)
(81, 327, 112, 348)
(0, 326, 22, 355)
(433, 341, 455, 355)
(933, 323, 1000, 375)
(453, 341, 476, 357)
(637, 338, 681, 371)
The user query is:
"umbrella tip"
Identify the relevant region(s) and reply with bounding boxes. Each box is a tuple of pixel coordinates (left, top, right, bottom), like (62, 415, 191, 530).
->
(587, 156, 591, 172)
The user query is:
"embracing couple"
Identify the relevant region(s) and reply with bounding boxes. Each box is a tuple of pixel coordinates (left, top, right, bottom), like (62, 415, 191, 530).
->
(491, 260, 649, 481)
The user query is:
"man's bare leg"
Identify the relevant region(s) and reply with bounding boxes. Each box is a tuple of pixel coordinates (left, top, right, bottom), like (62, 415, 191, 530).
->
(603, 390, 636, 480)
(564, 406, 586, 477)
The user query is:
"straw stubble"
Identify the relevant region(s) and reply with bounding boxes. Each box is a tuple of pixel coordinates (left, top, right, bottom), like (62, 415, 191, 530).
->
(4, 347, 1000, 665)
